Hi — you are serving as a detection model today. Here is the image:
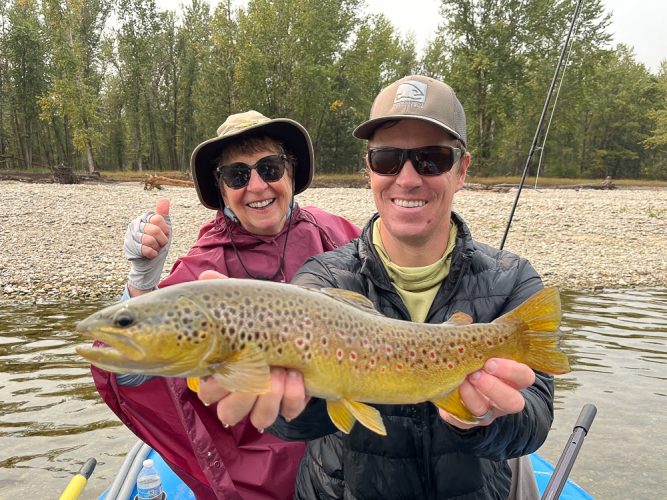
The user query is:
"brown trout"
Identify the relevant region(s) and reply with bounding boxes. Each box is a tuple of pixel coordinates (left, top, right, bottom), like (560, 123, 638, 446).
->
(76, 279, 570, 436)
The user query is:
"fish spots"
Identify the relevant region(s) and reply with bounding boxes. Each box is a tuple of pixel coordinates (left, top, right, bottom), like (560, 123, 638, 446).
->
(395, 363, 404, 372)
(428, 351, 437, 360)
(408, 350, 416, 359)
(295, 337, 306, 349)
(349, 351, 358, 362)
(486, 339, 494, 347)
(302, 317, 313, 327)
(457, 346, 465, 354)
(336, 348, 344, 362)
(368, 357, 377, 369)
(447, 362, 455, 370)
(385, 345, 393, 356)
(321, 336, 328, 346)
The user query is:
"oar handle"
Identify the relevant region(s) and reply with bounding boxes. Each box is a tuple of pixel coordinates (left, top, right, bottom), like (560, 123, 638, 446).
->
(59, 458, 97, 500)
(541, 404, 597, 500)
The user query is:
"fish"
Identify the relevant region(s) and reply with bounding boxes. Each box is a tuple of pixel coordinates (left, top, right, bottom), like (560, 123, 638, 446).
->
(76, 279, 570, 436)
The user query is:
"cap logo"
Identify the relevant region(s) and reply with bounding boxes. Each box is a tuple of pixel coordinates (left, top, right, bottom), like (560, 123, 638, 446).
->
(394, 81, 427, 106)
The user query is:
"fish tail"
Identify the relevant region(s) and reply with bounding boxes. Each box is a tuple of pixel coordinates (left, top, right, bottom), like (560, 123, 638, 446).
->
(495, 287, 571, 374)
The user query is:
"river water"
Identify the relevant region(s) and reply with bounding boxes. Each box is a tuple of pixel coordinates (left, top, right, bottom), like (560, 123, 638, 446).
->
(1, 288, 666, 498)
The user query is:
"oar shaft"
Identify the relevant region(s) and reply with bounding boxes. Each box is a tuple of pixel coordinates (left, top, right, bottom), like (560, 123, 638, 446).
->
(59, 457, 97, 500)
(541, 404, 597, 500)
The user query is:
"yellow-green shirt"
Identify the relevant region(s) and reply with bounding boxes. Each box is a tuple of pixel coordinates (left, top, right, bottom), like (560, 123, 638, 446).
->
(372, 219, 458, 323)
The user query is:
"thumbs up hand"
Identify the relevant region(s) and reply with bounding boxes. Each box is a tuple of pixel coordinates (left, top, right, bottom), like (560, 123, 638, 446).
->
(124, 199, 173, 294)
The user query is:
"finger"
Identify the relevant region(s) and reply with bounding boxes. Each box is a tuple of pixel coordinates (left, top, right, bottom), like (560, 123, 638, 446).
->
(483, 358, 535, 390)
(146, 214, 170, 237)
(155, 198, 170, 217)
(438, 408, 478, 430)
(198, 376, 230, 406)
(458, 379, 491, 419)
(199, 270, 229, 280)
(468, 370, 526, 415)
(142, 223, 169, 247)
(249, 368, 287, 430)
(280, 369, 309, 421)
(216, 392, 259, 427)
(139, 233, 160, 258)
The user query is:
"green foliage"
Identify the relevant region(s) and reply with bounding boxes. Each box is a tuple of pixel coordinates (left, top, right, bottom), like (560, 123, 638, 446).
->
(0, 0, 663, 180)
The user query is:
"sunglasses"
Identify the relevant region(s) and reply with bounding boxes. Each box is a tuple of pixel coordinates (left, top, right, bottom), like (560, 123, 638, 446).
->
(367, 146, 463, 176)
(215, 154, 287, 189)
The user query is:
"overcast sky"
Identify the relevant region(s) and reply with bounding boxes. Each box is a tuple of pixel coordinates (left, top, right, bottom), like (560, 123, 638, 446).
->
(156, 0, 665, 74)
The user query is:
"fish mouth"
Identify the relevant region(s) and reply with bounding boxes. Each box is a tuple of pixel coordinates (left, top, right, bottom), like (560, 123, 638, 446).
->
(75, 326, 147, 367)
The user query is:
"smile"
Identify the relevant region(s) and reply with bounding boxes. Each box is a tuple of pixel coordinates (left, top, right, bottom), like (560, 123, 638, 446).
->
(248, 198, 275, 209)
(393, 199, 427, 208)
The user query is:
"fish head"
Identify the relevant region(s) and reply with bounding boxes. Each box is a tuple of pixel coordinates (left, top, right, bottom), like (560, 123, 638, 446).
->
(75, 287, 222, 377)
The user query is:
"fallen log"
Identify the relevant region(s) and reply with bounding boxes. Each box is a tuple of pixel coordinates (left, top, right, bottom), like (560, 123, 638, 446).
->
(144, 175, 194, 190)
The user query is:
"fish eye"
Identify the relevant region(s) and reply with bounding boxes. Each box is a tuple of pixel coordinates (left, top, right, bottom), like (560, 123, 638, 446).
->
(114, 312, 135, 328)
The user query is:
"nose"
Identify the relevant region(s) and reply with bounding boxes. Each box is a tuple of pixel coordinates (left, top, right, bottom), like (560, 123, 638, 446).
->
(395, 159, 423, 188)
(245, 169, 268, 192)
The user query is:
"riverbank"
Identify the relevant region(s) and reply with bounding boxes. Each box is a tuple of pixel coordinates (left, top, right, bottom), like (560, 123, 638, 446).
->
(1, 180, 665, 303)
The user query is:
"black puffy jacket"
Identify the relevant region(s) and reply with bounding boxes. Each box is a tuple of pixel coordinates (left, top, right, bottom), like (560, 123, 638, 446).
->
(270, 213, 555, 500)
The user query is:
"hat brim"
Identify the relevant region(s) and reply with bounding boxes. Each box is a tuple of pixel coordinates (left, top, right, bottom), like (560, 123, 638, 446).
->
(353, 116, 465, 146)
(191, 119, 314, 210)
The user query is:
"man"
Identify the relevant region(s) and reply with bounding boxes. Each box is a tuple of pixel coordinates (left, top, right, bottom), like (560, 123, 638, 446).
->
(199, 75, 553, 499)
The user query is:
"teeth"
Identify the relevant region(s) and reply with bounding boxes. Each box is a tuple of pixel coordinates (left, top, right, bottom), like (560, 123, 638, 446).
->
(394, 199, 426, 208)
(248, 199, 274, 208)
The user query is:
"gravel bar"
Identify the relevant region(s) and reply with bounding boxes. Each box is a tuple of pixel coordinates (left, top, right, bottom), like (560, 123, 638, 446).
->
(1, 180, 665, 304)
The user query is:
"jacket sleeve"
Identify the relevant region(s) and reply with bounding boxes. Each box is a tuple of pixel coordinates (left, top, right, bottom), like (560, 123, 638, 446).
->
(439, 256, 555, 460)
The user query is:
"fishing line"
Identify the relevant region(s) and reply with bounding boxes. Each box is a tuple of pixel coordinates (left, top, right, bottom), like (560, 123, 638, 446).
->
(500, 0, 585, 250)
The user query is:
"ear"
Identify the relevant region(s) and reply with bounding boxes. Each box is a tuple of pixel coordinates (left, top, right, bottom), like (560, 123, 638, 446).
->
(455, 151, 470, 191)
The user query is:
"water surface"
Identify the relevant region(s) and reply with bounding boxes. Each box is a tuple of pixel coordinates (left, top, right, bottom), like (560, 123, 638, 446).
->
(1, 288, 665, 498)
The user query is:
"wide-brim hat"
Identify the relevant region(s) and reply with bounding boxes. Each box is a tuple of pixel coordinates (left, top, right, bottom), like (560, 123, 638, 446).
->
(191, 110, 314, 210)
(353, 75, 467, 147)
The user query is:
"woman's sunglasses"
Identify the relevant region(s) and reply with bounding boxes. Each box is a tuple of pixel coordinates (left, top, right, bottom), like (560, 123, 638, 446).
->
(215, 154, 287, 189)
(367, 146, 463, 176)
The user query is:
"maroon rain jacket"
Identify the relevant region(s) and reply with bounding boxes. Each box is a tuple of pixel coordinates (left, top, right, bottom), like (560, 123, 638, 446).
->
(92, 205, 360, 499)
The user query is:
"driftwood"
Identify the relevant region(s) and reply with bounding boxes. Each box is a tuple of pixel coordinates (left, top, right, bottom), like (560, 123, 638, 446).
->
(51, 164, 79, 184)
(464, 176, 616, 192)
(144, 174, 194, 190)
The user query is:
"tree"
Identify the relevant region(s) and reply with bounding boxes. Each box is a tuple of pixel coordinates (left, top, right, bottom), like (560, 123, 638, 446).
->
(41, 0, 112, 173)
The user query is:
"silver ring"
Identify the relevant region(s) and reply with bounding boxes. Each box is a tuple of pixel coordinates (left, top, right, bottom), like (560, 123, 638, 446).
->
(476, 409, 494, 421)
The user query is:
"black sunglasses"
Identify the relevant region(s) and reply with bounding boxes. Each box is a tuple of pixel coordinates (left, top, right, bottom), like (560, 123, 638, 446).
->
(367, 146, 463, 176)
(215, 154, 287, 189)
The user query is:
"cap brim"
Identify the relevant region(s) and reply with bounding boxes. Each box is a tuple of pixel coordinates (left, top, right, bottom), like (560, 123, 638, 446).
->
(353, 116, 465, 146)
(191, 119, 314, 210)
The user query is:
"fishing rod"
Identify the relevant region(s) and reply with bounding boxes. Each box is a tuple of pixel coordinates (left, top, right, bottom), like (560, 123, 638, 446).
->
(499, 0, 585, 250)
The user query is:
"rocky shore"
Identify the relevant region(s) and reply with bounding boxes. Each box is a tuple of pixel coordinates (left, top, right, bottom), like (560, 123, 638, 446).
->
(1, 180, 665, 304)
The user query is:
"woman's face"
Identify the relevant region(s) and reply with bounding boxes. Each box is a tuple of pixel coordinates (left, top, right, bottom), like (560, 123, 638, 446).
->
(219, 148, 293, 235)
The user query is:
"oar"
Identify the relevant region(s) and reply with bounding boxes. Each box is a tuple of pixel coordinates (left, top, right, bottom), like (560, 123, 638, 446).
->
(59, 457, 97, 500)
(541, 404, 597, 500)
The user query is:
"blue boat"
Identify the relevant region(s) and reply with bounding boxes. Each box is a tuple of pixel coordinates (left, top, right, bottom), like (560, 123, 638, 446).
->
(100, 440, 593, 499)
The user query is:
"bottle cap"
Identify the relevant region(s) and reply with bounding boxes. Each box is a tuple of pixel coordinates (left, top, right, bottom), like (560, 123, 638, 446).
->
(143, 459, 154, 468)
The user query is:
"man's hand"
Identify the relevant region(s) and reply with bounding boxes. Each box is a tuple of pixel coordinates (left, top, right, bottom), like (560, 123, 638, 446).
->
(439, 358, 535, 429)
(195, 270, 310, 431)
(125, 199, 172, 295)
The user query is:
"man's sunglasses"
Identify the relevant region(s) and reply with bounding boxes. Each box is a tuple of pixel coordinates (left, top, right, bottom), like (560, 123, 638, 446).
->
(367, 146, 463, 176)
(215, 154, 287, 189)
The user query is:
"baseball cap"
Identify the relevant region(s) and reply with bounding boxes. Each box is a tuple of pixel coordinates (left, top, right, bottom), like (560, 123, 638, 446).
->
(191, 110, 314, 210)
(353, 75, 467, 147)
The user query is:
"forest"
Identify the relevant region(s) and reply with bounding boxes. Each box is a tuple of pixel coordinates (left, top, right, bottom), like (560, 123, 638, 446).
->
(1, 0, 666, 179)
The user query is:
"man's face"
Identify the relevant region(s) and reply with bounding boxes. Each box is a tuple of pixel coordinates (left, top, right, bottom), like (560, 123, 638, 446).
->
(367, 119, 469, 253)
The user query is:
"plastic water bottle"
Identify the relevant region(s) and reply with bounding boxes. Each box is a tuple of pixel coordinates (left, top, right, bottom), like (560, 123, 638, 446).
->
(136, 458, 163, 500)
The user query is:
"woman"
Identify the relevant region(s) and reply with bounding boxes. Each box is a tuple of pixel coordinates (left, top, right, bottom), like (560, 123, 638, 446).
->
(91, 111, 360, 499)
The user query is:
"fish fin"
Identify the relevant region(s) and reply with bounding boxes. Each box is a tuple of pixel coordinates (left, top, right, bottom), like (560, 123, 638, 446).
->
(211, 345, 271, 393)
(444, 312, 474, 326)
(494, 287, 571, 374)
(186, 377, 200, 393)
(343, 400, 387, 436)
(326, 399, 356, 434)
(431, 389, 478, 424)
(318, 288, 382, 315)
(326, 399, 387, 436)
